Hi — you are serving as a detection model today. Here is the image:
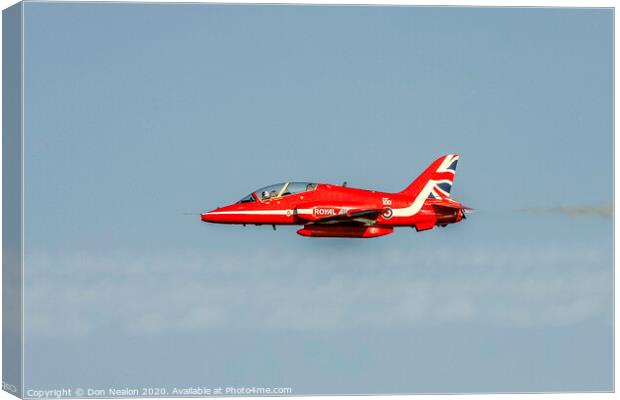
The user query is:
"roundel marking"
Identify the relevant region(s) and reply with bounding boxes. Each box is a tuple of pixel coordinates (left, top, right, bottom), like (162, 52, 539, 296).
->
(382, 208, 393, 219)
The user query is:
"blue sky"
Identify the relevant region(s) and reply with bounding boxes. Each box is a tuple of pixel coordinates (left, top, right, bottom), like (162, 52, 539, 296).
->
(22, 3, 612, 394)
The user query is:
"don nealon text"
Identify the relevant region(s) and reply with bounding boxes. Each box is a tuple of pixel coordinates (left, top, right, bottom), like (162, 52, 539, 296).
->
(25, 386, 293, 398)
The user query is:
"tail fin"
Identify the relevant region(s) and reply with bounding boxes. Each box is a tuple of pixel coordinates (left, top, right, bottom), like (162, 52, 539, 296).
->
(399, 154, 459, 199)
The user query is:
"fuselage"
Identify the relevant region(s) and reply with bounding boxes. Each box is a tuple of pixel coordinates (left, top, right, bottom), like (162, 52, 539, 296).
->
(200, 154, 468, 238)
(201, 183, 465, 231)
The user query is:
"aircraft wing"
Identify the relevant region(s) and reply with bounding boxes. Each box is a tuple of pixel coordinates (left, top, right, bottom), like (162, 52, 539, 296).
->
(430, 200, 473, 219)
(429, 199, 472, 210)
(295, 204, 386, 225)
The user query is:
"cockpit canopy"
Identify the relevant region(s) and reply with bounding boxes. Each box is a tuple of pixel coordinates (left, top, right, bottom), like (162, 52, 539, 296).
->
(238, 182, 317, 203)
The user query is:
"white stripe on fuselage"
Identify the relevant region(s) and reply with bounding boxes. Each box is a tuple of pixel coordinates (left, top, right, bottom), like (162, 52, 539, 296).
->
(207, 208, 351, 217)
(391, 180, 435, 218)
(206, 210, 291, 215)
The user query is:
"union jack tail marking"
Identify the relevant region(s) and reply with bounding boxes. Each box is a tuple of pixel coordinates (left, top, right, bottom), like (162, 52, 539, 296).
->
(399, 154, 460, 199)
(427, 154, 459, 199)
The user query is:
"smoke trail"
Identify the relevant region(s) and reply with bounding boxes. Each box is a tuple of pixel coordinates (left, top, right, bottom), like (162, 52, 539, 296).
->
(521, 205, 612, 218)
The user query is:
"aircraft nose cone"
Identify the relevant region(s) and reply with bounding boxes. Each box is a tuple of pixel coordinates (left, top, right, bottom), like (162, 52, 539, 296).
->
(201, 206, 234, 223)
(201, 211, 216, 222)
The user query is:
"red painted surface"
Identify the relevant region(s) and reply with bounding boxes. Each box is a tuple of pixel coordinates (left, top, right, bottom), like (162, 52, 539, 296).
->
(297, 226, 394, 238)
(200, 154, 470, 238)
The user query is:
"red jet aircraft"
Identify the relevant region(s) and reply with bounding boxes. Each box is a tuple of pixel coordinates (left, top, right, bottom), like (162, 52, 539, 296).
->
(201, 154, 471, 238)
